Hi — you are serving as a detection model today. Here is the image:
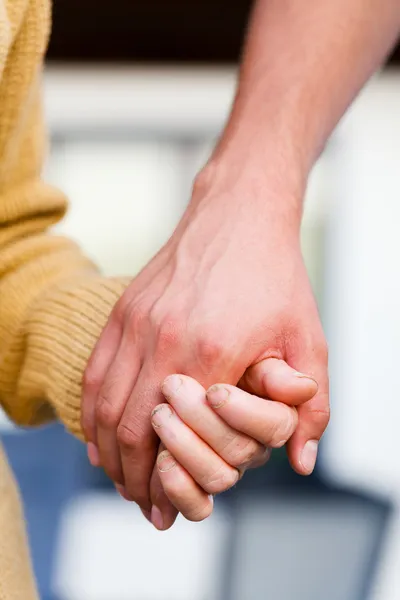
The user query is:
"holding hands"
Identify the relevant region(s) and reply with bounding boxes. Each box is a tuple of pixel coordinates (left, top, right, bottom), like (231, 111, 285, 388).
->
(114, 358, 319, 530)
(82, 167, 329, 527)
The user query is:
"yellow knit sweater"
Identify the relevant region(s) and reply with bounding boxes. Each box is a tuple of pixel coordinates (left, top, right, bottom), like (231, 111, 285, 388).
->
(0, 1, 130, 596)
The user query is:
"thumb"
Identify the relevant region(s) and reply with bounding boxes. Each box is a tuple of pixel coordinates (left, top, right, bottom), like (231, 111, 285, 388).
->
(242, 351, 329, 476)
(240, 357, 319, 406)
(285, 343, 330, 475)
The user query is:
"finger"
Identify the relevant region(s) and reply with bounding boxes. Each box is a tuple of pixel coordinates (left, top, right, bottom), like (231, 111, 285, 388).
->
(149, 443, 179, 531)
(240, 358, 318, 405)
(87, 442, 101, 468)
(206, 384, 298, 448)
(151, 404, 240, 495)
(157, 450, 213, 523)
(162, 375, 268, 470)
(118, 364, 163, 512)
(82, 315, 122, 444)
(285, 344, 330, 475)
(95, 331, 141, 484)
(115, 483, 134, 502)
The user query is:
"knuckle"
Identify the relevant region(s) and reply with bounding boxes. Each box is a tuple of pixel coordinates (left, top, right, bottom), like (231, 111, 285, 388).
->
(202, 465, 239, 495)
(83, 362, 101, 395)
(111, 300, 125, 326)
(269, 406, 297, 447)
(125, 300, 148, 336)
(307, 402, 330, 433)
(96, 396, 120, 428)
(250, 447, 272, 468)
(160, 477, 180, 500)
(187, 500, 213, 523)
(156, 317, 181, 354)
(117, 422, 141, 450)
(195, 332, 228, 374)
(147, 304, 183, 358)
(224, 437, 261, 469)
(160, 482, 213, 523)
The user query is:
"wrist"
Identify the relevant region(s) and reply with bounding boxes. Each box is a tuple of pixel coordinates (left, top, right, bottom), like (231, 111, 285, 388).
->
(191, 139, 306, 234)
(192, 96, 313, 228)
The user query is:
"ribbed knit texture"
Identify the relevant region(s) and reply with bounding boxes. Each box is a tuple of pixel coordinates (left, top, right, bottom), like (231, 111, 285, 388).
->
(0, 1, 130, 595)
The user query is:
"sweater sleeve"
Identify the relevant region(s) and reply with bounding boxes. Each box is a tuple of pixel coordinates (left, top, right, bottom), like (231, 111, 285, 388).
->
(0, 0, 131, 439)
(0, 257, 131, 438)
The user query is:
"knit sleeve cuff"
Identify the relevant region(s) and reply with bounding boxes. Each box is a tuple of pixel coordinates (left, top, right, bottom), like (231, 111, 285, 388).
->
(14, 275, 131, 439)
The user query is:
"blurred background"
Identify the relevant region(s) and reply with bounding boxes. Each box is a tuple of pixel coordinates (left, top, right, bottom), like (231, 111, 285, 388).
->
(2, 1, 400, 599)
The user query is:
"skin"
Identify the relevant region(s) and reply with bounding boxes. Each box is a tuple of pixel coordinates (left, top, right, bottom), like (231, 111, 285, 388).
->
(82, 0, 400, 527)
(150, 373, 313, 529)
(119, 365, 317, 529)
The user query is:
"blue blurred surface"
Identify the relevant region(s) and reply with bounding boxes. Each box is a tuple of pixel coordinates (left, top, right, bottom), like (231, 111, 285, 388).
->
(2, 424, 89, 600)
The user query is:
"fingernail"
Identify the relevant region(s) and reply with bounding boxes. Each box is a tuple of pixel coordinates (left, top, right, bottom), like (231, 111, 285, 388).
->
(87, 442, 100, 467)
(207, 384, 229, 408)
(151, 505, 165, 530)
(140, 508, 152, 523)
(294, 372, 318, 387)
(300, 440, 319, 474)
(157, 449, 177, 472)
(162, 375, 183, 398)
(151, 405, 173, 428)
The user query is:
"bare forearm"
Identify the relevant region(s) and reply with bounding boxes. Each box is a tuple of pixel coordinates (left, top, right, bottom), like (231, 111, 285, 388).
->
(207, 0, 400, 203)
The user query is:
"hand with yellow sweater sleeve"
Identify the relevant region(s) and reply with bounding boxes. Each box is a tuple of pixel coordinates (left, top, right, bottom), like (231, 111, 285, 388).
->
(0, 0, 130, 436)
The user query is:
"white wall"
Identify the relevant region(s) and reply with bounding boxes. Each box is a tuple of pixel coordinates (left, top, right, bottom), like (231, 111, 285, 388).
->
(323, 73, 400, 600)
